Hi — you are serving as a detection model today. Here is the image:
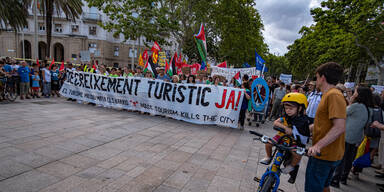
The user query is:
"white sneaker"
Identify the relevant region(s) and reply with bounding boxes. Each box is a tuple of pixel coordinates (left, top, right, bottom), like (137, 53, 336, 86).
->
(281, 165, 295, 174)
(260, 157, 271, 165)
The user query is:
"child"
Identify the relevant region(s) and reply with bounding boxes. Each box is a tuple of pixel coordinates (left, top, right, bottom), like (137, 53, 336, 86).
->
(31, 71, 40, 98)
(51, 65, 60, 97)
(260, 92, 311, 183)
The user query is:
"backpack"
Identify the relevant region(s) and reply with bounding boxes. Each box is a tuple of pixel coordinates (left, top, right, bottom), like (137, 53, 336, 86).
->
(365, 107, 383, 138)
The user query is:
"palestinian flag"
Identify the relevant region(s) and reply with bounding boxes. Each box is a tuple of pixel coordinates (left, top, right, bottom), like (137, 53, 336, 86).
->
(168, 52, 177, 77)
(143, 56, 158, 78)
(234, 71, 241, 86)
(194, 24, 207, 63)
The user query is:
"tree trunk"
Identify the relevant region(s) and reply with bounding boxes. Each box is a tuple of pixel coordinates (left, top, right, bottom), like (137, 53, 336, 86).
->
(354, 36, 384, 85)
(45, 0, 53, 58)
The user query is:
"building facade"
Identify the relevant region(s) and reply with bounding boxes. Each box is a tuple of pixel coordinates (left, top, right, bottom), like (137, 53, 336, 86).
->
(0, 2, 179, 68)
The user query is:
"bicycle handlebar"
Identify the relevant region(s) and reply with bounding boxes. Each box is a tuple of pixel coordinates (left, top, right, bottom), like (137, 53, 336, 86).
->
(249, 129, 321, 156)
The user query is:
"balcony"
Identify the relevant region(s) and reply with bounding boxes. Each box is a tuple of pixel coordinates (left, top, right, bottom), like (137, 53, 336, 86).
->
(82, 12, 102, 22)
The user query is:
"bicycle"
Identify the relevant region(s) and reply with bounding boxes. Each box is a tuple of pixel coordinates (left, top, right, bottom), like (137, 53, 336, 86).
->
(0, 76, 17, 102)
(249, 127, 319, 192)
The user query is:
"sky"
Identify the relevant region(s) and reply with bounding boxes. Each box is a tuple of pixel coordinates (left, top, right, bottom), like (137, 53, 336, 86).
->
(255, 0, 323, 55)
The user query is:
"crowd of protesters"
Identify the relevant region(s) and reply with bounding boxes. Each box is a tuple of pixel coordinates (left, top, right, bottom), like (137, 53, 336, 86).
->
(3, 57, 384, 191)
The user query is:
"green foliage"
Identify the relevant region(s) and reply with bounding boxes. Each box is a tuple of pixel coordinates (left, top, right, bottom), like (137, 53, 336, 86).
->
(85, 0, 267, 67)
(264, 54, 289, 77)
(286, 0, 384, 82)
(0, 0, 29, 31)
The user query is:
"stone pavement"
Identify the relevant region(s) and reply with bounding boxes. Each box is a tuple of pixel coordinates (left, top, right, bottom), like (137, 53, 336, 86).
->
(0, 98, 381, 192)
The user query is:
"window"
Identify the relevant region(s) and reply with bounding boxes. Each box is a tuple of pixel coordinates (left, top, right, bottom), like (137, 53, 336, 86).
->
(88, 43, 97, 53)
(88, 43, 97, 48)
(23, 25, 28, 30)
(114, 47, 119, 57)
(71, 25, 79, 33)
(113, 63, 119, 68)
(89, 26, 97, 35)
(129, 48, 137, 58)
(39, 23, 45, 31)
(54, 24, 62, 33)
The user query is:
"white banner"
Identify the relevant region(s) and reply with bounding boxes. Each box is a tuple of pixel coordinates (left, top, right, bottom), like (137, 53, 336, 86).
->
(279, 74, 292, 84)
(60, 70, 244, 128)
(371, 85, 384, 94)
(211, 66, 261, 82)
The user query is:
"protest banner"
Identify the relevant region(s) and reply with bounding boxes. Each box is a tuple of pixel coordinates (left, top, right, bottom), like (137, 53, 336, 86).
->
(60, 70, 244, 128)
(279, 74, 292, 84)
(371, 85, 384, 94)
(344, 82, 355, 89)
(211, 66, 261, 82)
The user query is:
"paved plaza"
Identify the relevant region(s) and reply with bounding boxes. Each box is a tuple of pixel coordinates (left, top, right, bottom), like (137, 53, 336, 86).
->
(0, 98, 380, 192)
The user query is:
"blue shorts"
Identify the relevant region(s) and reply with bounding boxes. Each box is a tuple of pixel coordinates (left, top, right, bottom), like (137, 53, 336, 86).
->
(305, 157, 341, 192)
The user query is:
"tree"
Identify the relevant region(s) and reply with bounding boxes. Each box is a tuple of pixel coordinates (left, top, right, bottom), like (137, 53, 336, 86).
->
(85, 0, 267, 67)
(35, 0, 83, 58)
(287, 0, 384, 84)
(0, 0, 29, 31)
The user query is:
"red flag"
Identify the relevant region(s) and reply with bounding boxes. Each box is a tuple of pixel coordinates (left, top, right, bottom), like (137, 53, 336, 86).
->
(165, 59, 169, 74)
(49, 59, 55, 70)
(36, 59, 40, 68)
(151, 41, 161, 53)
(217, 61, 227, 68)
(59, 61, 65, 71)
(142, 50, 149, 62)
(92, 60, 97, 70)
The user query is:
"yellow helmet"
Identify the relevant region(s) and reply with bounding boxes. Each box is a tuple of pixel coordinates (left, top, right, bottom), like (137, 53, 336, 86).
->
(281, 92, 308, 109)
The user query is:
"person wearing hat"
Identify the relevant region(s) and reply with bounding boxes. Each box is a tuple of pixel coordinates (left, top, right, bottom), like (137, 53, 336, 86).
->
(306, 81, 322, 122)
(156, 67, 170, 81)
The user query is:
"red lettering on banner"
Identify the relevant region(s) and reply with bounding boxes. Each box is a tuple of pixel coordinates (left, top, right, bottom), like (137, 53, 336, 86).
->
(235, 91, 242, 111)
(215, 89, 227, 108)
(225, 90, 235, 109)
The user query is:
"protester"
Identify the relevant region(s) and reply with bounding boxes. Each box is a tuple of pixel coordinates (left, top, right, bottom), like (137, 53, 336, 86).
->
(187, 75, 196, 84)
(31, 70, 40, 98)
(268, 82, 286, 121)
(261, 92, 311, 184)
(306, 62, 346, 192)
(42, 64, 51, 98)
(171, 75, 179, 83)
(156, 67, 170, 81)
(306, 81, 322, 122)
(134, 67, 143, 77)
(370, 94, 383, 169)
(17, 61, 31, 100)
(330, 86, 373, 187)
(239, 82, 251, 130)
(51, 65, 60, 97)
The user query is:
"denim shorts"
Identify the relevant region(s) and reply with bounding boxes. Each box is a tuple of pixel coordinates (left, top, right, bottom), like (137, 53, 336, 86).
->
(305, 157, 341, 192)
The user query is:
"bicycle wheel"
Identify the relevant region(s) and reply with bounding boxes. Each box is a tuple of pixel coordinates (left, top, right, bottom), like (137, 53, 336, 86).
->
(5, 86, 17, 102)
(259, 175, 275, 192)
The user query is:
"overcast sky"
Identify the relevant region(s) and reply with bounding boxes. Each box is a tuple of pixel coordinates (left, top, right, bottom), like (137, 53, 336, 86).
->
(255, 0, 323, 55)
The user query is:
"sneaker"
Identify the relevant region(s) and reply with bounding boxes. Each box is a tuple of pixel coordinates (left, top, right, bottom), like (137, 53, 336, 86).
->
(281, 165, 295, 174)
(260, 157, 271, 165)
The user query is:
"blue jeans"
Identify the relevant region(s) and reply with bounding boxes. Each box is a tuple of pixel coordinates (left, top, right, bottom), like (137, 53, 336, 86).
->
(305, 157, 341, 192)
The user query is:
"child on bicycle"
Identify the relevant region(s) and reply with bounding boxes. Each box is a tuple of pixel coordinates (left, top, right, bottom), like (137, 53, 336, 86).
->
(260, 92, 312, 183)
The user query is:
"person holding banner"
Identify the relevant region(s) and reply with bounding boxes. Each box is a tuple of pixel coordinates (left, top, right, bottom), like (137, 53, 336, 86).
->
(239, 82, 251, 130)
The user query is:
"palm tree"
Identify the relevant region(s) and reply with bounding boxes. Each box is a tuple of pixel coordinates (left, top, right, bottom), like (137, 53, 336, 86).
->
(38, 0, 83, 58)
(0, 0, 29, 31)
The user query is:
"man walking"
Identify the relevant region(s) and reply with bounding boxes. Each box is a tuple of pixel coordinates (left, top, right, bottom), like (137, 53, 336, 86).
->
(268, 82, 285, 120)
(306, 62, 346, 192)
(17, 61, 31, 99)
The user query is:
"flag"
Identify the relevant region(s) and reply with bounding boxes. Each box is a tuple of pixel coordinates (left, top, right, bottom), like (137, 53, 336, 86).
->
(177, 54, 183, 69)
(92, 63, 97, 71)
(59, 61, 65, 71)
(194, 24, 207, 63)
(255, 50, 265, 70)
(165, 59, 170, 76)
(138, 53, 144, 67)
(152, 52, 158, 64)
(234, 71, 242, 86)
(217, 61, 227, 68)
(143, 56, 158, 78)
(151, 41, 161, 53)
(49, 59, 55, 70)
(36, 59, 40, 68)
(200, 60, 207, 71)
(143, 50, 149, 62)
(168, 52, 177, 77)
(242, 62, 251, 68)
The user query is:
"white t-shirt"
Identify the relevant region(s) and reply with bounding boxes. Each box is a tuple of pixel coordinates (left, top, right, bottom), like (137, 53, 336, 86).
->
(42, 68, 51, 82)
